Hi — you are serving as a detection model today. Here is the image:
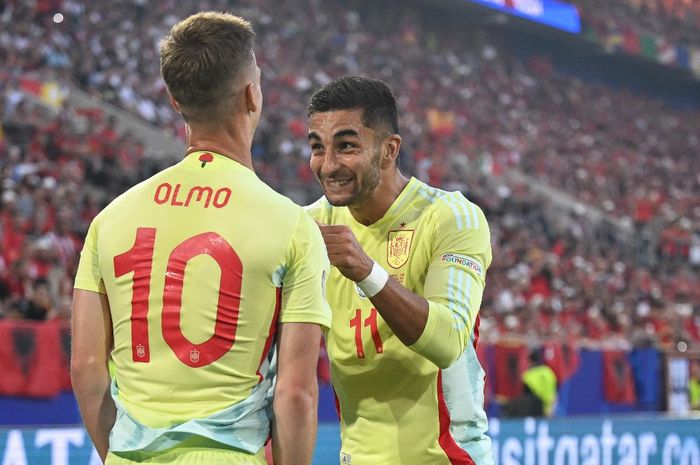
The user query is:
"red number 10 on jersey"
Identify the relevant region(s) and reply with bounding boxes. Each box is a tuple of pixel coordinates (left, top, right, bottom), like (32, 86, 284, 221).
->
(114, 227, 243, 368)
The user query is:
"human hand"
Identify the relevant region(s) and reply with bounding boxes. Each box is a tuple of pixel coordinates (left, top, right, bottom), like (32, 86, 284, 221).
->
(317, 224, 374, 282)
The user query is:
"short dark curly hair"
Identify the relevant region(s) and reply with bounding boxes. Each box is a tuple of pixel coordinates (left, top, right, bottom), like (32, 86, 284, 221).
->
(308, 76, 399, 135)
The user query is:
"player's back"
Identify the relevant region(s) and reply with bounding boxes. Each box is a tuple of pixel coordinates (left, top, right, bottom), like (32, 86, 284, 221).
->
(89, 151, 303, 430)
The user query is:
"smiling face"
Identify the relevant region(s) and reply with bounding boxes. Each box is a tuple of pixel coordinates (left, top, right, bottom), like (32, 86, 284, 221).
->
(308, 109, 383, 207)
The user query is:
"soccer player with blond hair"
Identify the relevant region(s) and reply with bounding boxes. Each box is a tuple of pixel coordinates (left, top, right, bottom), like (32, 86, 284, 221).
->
(71, 12, 330, 465)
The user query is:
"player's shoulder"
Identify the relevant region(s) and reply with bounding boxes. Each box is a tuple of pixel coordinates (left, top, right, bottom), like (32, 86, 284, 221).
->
(253, 180, 309, 219)
(303, 196, 333, 223)
(97, 174, 156, 218)
(415, 181, 487, 231)
(239, 178, 320, 237)
(99, 164, 178, 215)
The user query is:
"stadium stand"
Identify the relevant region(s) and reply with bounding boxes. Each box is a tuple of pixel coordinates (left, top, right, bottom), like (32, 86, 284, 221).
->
(1, 0, 699, 412)
(571, 0, 700, 49)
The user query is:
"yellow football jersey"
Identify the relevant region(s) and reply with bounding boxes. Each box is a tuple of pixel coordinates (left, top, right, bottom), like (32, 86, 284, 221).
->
(307, 177, 493, 465)
(75, 151, 331, 454)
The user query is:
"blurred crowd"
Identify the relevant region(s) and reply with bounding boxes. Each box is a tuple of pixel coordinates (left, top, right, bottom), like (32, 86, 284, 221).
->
(478, 184, 699, 350)
(0, 81, 150, 322)
(1, 0, 698, 350)
(572, 0, 700, 49)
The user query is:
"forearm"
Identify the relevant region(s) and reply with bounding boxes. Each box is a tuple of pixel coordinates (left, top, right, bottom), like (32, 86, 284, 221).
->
(72, 370, 115, 462)
(320, 225, 429, 345)
(271, 386, 318, 465)
(368, 277, 429, 346)
(367, 266, 482, 368)
(370, 277, 472, 368)
(366, 271, 466, 367)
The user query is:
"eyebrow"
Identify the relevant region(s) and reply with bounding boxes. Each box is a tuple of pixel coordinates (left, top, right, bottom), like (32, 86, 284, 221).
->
(308, 129, 361, 141)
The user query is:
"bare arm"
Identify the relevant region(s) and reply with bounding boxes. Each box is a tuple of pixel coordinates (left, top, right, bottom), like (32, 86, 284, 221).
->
(319, 224, 428, 345)
(71, 289, 115, 463)
(272, 322, 322, 465)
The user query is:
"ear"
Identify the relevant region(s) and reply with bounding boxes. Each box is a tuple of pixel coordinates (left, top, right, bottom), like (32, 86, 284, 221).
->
(382, 134, 402, 167)
(245, 82, 260, 114)
(168, 93, 181, 114)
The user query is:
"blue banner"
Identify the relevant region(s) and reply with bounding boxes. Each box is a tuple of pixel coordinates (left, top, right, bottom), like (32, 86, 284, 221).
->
(467, 0, 581, 34)
(2, 417, 698, 465)
(0, 428, 100, 465)
(491, 417, 700, 465)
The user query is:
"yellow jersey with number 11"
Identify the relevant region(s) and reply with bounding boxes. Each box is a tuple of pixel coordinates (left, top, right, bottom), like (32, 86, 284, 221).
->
(307, 176, 493, 465)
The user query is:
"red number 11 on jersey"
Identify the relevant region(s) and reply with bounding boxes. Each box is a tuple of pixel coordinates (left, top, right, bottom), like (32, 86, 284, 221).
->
(350, 308, 384, 358)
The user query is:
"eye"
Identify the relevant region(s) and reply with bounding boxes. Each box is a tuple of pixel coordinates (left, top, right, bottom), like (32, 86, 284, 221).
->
(310, 143, 324, 155)
(339, 142, 355, 151)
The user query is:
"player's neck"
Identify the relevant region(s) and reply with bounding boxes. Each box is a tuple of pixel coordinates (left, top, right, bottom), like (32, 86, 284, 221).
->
(348, 171, 410, 226)
(185, 123, 254, 171)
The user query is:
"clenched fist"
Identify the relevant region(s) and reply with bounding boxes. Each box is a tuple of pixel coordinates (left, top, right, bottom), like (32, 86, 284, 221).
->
(317, 224, 374, 283)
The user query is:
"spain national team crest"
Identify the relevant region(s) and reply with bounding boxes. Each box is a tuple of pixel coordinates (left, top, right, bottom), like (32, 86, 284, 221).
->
(136, 344, 146, 359)
(387, 230, 414, 269)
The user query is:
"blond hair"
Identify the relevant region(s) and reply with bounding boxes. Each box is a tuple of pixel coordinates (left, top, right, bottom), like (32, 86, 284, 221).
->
(160, 12, 255, 122)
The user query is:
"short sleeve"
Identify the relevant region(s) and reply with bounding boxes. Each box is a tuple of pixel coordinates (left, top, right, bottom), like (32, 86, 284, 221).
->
(279, 209, 332, 328)
(304, 197, 332, 224)
(74, 215, 107, 294)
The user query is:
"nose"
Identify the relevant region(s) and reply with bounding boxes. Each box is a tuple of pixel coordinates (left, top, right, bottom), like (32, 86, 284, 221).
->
(320, 149, 341, 175)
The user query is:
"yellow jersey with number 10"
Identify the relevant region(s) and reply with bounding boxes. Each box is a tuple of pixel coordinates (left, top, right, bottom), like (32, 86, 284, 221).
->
(75, 150, 331, 455)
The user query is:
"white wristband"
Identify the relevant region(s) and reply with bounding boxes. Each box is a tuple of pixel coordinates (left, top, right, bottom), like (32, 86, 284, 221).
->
(356, 261, 389, 298)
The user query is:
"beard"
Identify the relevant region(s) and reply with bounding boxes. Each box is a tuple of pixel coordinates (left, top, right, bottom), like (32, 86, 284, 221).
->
(322, 147, 381, 207)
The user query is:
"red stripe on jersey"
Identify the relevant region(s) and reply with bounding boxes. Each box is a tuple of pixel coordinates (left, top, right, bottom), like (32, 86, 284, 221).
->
(256, 287, 282, 383)
(334, 389, 342, 419)
(473, 315, 481, 350)
(437, 371, 476, 465)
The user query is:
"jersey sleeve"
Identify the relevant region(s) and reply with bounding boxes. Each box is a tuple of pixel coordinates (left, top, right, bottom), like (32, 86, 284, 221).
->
(303, 197, 331, 224)
(279, 209, 332, 328)
(74, 215, 107, 294)
(409, 198, 492, 368)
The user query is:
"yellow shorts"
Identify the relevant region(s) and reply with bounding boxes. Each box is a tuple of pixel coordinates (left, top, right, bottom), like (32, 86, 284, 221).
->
(105, 437, 267, 465)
